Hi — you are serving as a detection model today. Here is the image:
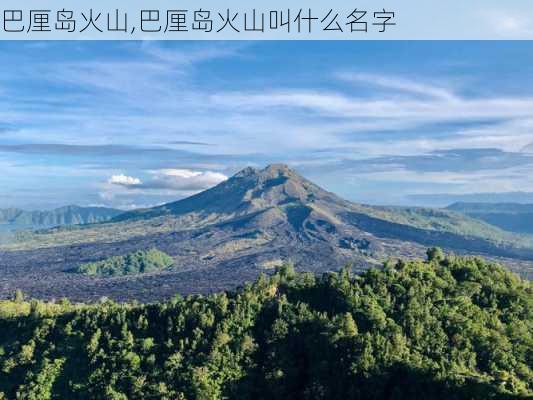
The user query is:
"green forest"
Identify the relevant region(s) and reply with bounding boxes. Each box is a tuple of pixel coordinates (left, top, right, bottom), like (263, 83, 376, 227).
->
(0, 250, 531, 399)
(75, 248, 174, 277)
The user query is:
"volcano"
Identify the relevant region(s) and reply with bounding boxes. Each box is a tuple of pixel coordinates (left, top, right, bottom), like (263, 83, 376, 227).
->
(1, 164, 532, 302)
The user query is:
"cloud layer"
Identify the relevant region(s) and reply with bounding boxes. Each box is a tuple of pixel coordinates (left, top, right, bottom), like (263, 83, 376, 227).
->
(1, 41, 533, 209)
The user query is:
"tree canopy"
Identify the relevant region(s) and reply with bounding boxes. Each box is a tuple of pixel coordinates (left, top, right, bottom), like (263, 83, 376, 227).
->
(0, 253, 531, 399)
(75, 248, 174, 277)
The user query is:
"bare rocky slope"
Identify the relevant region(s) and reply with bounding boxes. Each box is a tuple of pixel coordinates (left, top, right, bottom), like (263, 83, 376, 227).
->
(0, 164, 532, 302)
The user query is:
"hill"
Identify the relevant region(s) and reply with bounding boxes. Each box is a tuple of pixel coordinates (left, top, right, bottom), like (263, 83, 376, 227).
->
(75, 248, 174, 277)
(0, 254, 531, 399)
(0, 205, 122, 230)
(0, 165, 532, 302)
(447, 202, 533, 235)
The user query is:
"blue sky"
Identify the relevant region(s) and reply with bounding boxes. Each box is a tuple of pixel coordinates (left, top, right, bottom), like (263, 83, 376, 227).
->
(1, 41, 533, 210)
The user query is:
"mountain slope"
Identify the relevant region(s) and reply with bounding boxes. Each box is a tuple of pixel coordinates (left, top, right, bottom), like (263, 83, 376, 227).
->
(448, 202, 533, 234)
(0, 165, 532, 301)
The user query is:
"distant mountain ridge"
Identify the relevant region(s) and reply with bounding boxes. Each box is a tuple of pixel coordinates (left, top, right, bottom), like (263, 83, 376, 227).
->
(448, 202, 533, 213)
(447, 202, 533, 235)
(0, 205, 123, 228)
(408, 192, 533, 207)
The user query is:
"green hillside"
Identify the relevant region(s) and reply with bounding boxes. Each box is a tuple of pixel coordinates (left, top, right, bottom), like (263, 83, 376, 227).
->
(75, 249, 174, 277)
(0, 252, 531, 399)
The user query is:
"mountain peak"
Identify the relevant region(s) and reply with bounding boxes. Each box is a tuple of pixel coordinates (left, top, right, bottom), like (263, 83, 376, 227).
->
(113, 163, 345, 222)
(234, 166, 259, 178)
(263, 163, 291, 173)
(233, 164, 294, 180)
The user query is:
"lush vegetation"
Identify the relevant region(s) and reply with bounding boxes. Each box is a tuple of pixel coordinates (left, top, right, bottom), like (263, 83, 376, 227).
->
(0, 251, 531, 399)
(75, 248, 174, 277)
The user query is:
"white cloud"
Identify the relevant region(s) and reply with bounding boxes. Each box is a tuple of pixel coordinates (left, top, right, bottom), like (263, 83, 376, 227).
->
(348, 165, 533, 195)
(100, 169, 228, 203)
(140, 41, 246, 67)
(338, 73, 457, 101)
(147, 169, 228, 191)
(210, 88, 533, 122)
(157, 169, 202, 179)
(206, 73, 533, 159)
(346, 121, 533, 158)
(482, 10, 533, 38)
(108, 174, 142, 186)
